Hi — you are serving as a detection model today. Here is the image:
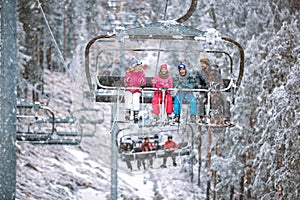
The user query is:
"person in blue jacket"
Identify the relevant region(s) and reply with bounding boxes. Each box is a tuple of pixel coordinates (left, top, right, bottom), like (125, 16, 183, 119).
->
(173, 63, 197, 123)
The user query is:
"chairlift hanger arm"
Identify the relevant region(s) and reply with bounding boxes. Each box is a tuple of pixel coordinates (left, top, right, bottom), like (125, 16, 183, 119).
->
(221, 37, 244, 91)
(205, 50, 233, 73)
(85, 34, 115, 91)
(175, 0, 198, 23)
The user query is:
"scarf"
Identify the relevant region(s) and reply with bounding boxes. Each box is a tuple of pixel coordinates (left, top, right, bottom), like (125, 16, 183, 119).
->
(159, 71, 169, 79)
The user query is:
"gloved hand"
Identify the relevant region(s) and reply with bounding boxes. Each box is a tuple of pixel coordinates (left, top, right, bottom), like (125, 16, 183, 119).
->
(199, 76, 206, 87)
(188, 83, 195, 89)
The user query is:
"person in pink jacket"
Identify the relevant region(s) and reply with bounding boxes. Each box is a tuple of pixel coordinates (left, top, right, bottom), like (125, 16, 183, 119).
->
(124, 62, 146, 123)
(151, 63, 173, 123)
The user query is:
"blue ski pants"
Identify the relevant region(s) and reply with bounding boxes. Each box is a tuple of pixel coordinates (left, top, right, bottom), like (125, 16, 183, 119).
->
(173, 92, 197, 115)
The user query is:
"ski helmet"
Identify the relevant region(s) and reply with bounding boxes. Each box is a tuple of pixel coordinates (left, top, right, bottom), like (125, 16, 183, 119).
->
(167, 135, 173, 139)
(178, 63, 186, 70)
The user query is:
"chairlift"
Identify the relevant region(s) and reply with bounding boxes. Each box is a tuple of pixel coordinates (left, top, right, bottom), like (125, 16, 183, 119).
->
(16, 101, 56, 142)
(85, 21, 244, 128)
(16, 101, 104, 145)
(84, 0, 244, 133)
(54, 108, 104, 137)
(115, 125, 192, 170)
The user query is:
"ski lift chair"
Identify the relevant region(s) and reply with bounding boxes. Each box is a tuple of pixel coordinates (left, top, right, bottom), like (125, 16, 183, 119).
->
(85, 21, 244, 129)
(16, 101, 83, 145)
(54, 108, 105, 137)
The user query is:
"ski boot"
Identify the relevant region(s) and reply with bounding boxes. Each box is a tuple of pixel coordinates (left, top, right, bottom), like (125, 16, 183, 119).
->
(152, 114, 159, 125)
(198, 115, 207, 124)
(172, 158, 177, 167)
(190, 114, 197, 123)
(160, 164, 167, 168)
(133, 111, 139, 124)
(161, 158, 167, 168)
(167, 114, 172, 119)
(125, 109, 131, 121)
(173, 114, 180, 123)
(224, 118, 234, 127)
(163, 114, 172, 125)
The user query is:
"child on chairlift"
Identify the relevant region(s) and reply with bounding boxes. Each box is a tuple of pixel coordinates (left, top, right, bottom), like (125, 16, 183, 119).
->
(124, 61, 146, 123)
(151, 63, 173, 124)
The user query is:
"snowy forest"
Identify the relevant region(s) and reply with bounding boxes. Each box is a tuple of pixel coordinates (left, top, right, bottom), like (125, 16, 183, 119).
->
(5, 0, 300, 199)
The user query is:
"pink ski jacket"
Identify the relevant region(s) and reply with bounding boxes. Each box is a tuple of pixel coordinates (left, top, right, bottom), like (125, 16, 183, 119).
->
(124, 71, 146, 93)
(152, 75, 173, 89)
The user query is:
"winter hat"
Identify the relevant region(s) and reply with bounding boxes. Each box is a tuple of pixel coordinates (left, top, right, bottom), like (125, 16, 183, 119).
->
(159, 64, 169, 79)
(160, 63, 168, 71)
(144, 136, 150, 141)
(200, 57, 210, 66)
(167, 135, 173, 139)
(134, 61, 144, 72)
(132, 60, 142, 68)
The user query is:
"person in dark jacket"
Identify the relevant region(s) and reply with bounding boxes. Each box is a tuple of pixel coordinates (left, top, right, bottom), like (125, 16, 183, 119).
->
(120, 140, 134, 171)
(198, 57, 231, 125)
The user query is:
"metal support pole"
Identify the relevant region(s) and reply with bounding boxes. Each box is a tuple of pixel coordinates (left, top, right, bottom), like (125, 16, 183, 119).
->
(110, 121, 120, 200)
(206, 126, 212, 200)
(198, 136, 202, 186)
(0, 0, 17, 199)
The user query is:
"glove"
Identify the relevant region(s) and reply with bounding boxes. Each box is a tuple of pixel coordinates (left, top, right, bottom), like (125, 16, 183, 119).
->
(141, 84, 145, 89)
(188, 84, 195, 89)
(200, 77, 206, 86)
